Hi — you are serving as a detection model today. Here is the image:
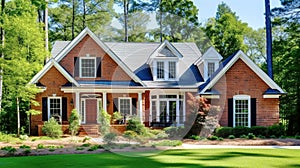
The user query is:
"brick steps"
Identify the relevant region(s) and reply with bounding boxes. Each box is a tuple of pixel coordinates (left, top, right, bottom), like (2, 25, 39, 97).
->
(78, 124, 99, 137)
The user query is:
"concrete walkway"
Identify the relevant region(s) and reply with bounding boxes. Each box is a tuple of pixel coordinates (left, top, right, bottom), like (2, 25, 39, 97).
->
(181, 144, 300, 149)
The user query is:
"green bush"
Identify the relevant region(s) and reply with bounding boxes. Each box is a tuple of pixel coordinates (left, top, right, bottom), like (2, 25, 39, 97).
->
(126, 117, 148, 135)
(81, 143, 91, 147)
(248, 133, 256, 139)
(267, 125, 284, 137)
(19, 145, 30, 149)
(163, 127, 178, 138)
(69, 109, 80, 136)
(42, 117, 62, 138)
(250, 126, 268, 137)
(190, 135, 200, 140)
(228, 135, 235, 139)
(207, 135, 218, 140)
(218, 137, 224, 141)
(103, 132, 117, 144)
(152, 140, 182, 147)
(240, 134, 248, 139)
(23, 149, 31, 155)
(215, 127, 233, 138)
(258, 135, 266, 139)
(37, 144, 44, 149)
(98, 110, 111, 135)
(233, 126, 250, 137)
(123, 130, 138, 143)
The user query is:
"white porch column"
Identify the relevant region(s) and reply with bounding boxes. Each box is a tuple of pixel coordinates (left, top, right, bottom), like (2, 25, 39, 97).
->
(75, 92, 80, 112)
(138, 92, 143, 123)
(176, 94, 180, 126)
(103, 92, 107, 112)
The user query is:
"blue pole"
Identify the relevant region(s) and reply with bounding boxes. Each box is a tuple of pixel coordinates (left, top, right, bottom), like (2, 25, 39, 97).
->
(265, 0, 273, 79)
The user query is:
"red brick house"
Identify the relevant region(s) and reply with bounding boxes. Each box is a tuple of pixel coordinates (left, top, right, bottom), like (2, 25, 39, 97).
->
(29, 28, 285, 135)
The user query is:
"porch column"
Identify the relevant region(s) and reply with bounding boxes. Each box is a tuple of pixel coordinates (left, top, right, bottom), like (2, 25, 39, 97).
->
(103, 92, 107, 112)
(176, 94, 180, 126)
(138, 92, 143, 123)
(75, 92, 80, 112)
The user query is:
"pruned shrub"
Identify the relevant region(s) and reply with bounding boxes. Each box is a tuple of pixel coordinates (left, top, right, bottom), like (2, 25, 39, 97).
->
(228, 135, 235, 139)
(267, 124, 284, 137)
(248, 133, 256, 139)
(215, 127, 233, 138)
(250, 126, 268, 137)
(190, 135, 200, 140)
(42, 117, 62, 138)
(233, 126, 251, 137)
(69, 109, 80, 136)
(126, 117, 148, 135)
(207, 135, 218, 140)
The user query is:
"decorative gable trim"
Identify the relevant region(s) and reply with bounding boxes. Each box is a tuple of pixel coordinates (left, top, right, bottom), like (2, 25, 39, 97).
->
(146, 40, 183, 64)
(29, 59, 79, 87)
(199, 50, 285, 94)
(194, 46, 223, 65)
(54, 27, 145, 86)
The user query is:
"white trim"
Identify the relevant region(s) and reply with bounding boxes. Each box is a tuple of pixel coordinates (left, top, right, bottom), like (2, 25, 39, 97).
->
(138, 92, 143, 123)
(200, 50, 285, 94)
(102, 92, 107, 112)
(80, 99, 86, 124)
(48, 97, 62, 122)
(263, 94, 280, 98)
(233, 95, 251, 128)
(81, 97, 101, 124)
(201, 95, 220, 99)
(29, 59, 79, 86)
(79, 57, 96, 78)
(53, 27, 145, 86)
(118, 97, 132, 116)
(153, 60, 179, 81)
(194, 46, 223, 65)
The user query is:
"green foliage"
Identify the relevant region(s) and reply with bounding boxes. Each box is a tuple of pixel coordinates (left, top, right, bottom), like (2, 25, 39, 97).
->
(42, 118, 63, 138)
(207, 135, 218, 141)
(240, 134, 248, 139)
(215, 127, 234, 138)
(19, 145, 30, 149)
(232, 127, 251, 137)
(250, 126, 268, 137)
(228, 135, 235, 139)
(88, 145, 100, 151)
(151, 140, 182, 147)
(23, 149, 31, 155)
(37, 144, 44, 149)
(98, 110, 111, 135)
(81, 143, 91, 147)
(247, 133, 256, 140)
(68, 109, 80, 136)
(123, 130, 138, 143)
(267, 125, 285, 137)
(112, 111, 123, 122)
(189, 135, 200, 140)
(1, 146, 17, 153)
(126, 117, 147, 135)
(19, 134, 28, 140)
(295, 135, 300, 139)
(103, 132, 117, 144)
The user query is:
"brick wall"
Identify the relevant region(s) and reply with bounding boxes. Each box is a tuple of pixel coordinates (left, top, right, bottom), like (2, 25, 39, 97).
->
(59, 35, 132, 81)
(210, 59, 279, 126)
(31, 67, 74, 135)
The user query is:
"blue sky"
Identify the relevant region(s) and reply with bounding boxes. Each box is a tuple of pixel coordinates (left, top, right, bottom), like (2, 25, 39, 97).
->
(195, 0, 282, 29)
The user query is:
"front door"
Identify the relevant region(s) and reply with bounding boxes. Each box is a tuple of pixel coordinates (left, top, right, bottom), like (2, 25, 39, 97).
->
(85, 99, 98, 124)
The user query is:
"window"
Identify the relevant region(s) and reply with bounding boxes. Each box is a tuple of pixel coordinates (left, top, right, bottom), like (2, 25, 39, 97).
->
(48, 97, 62, 121)
(80, 58, 96, 78)
(207, 62, 215, 77)
(168, 61, 176, 79)
(118, 98, 132, 116)
(155, 61, 177, 80)
(157, 61, 164, 79)
(151, 94, 184, 125)
(233, 95, 250, 127)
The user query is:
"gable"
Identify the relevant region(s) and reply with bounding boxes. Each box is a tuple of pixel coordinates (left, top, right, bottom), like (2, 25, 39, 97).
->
(39, 66, 69, 87)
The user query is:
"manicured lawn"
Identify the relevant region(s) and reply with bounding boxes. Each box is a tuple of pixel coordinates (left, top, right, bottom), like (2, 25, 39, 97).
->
(0, 149, 299, 168)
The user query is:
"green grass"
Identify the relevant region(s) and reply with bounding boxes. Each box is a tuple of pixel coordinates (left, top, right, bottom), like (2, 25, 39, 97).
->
(0, 149, 299, 168)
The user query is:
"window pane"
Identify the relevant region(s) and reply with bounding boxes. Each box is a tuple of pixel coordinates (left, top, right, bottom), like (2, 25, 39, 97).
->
(168, 61, 176, 79)
(49, 98, 61, 119)
(208, 63, 215, 77)
(81, 58, 95, 77)
(119, 98, 131, 116)
(235, 99, 249, 127)
(159, 101, 167, 123)
(169, 101, 176, 122)
(151, 101, 157, 122)
(157, 61, 164, 79)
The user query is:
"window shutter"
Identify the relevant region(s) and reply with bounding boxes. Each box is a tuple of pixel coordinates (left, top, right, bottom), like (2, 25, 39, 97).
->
(42, 97, 48, 121)
(74, 57, 79, 77)
(113, 98, 118, 112)
(228, 98, 233, 127)
(62, 97, 68, 121)
(132, 98, 137, 115)
(96, 57, 101, 77)
(251, 98, 257, 126)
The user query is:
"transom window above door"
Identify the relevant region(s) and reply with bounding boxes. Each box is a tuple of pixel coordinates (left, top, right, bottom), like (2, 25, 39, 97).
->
(80, 57, 96, 78)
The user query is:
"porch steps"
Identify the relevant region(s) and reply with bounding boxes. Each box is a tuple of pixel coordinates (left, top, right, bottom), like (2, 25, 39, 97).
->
(78, 125, 99, 137)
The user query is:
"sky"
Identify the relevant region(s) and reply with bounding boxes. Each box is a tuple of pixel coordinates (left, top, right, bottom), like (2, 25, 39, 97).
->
(194, 0, 282, 29)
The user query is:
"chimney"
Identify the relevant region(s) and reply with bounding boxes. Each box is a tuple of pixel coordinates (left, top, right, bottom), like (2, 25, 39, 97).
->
(265, 0, 273, 79)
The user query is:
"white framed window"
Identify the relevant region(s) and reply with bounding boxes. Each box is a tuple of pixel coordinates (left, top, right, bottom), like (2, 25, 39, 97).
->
(233, 95, 251, 127)
(207, 62, 215, 77)
(154, 60, 178, 81)
(48, 97, 62, 121)
(157, 61, 165, 79)
(80, 57, 96, 78)
(118, 97, 132, 116)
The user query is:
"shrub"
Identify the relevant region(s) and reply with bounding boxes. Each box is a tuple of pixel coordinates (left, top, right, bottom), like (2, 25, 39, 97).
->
(207, 135, 218, 140)
(218, 137, 224, 141)
(248, 133, 256, 139)
(233, 126, 250, 137)
(123, 130, 138, 143)
(19, 135, 28, 140)
(152, 140, 182, 147)
(190, 135, 200, 140)
(69, 109, 80, 136)
(88, 145, 100, 151)
(37, 144, 44, 149)
(76, 147, 84, 150)
(295, 135, 300, 139)
(258, 135, 266, 139)
(103, 132, 117, 144)
(112, 111, 123, 123)
(270, 135, 277, 139)
(81, 143, 91, 147)
(240, 134, 248, 139)
(42, 117, 62, 138)
(250, 126, 268, 137)
(126, 117, 147, 135)
(23, 149, 31, 155)
(20, 145, 30, 149)
(267, 125, 284, 137)
(215, 127, 233, 138)
(98, 110, 111, 135)
(163, 126, 180, 138)
(228, 135, 235, 139)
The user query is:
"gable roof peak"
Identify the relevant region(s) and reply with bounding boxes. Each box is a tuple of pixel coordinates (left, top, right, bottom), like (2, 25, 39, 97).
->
(194, 46, 223, 65)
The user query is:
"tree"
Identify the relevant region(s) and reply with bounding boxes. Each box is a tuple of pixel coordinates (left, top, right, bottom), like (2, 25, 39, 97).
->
(204, 3, 248, 58)
(69, 109, 80, 136)
(272, 0, 300, 24)
(244, 28, 266, 64)
(0, 0, 45, 135)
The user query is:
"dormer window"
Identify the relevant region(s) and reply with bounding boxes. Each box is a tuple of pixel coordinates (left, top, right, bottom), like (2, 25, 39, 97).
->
(207, 62, 215, 77)
(154, 60, 178, 81)
(80, 57, 96, 78)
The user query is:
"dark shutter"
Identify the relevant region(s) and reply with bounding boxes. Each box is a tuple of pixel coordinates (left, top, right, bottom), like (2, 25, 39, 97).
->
(62, 97, 68, 121)
(96, 57, 101, 77)
(113, 98, 118, 112)
(251, 98, 257, 126)
(42, 97, 48, 121)
(132, 98, 137, 115)
(74, 57, 79, 77)
(228, 98, 233, 127)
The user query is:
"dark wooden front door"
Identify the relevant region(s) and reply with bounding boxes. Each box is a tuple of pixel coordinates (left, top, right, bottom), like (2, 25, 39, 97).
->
(85, 99, 98, 124)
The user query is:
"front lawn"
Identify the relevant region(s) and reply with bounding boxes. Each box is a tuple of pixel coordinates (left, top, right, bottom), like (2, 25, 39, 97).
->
(0, 149, 299, 168)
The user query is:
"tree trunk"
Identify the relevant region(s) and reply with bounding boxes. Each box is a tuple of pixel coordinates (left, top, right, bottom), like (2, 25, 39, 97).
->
(0, 0, 5, 112)
(124, 0, 128, 42)
(82, 0, 86, 30)
(17, 97, 20, 137)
